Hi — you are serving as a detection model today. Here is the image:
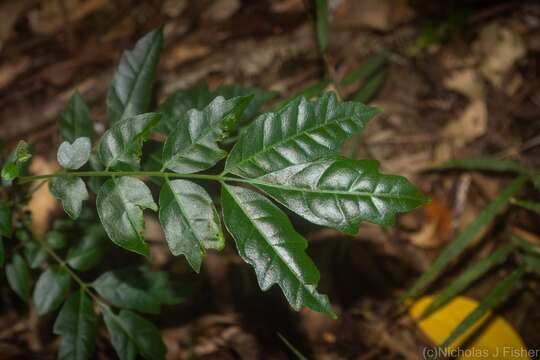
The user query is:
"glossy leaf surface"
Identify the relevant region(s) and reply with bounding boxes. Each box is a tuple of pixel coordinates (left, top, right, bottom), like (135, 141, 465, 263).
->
(33, 265, 71, 315)
(59, 91, 94, 142)
(49, 177, 89, 219)
(159, 179, 223, 272)
(221, 185, 335, 317)
(98, 113, 160, 170)
(53, 290, 97, 360)
(107, 27, 163, 124)
(102, 306, 166, 360)
(225, 92, 380, 178)
(162, 96, 251, 173)
(253, 158, 427, 234)
(96, 177, 157, 257)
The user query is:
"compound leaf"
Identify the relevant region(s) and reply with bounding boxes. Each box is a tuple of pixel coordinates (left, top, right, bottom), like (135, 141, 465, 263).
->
(159, 179, 223, 272)
(162, 96, 251, 173)
(107, 27, 163, 124)
(53, 290, 97, 360)
(252, 157, 427, 234)
(59, 91, 94, 142)
(102, 305, 166, 360)
(49, 177, 89, 220)
(57, 137, 91, 170)
(215, 84, 276, 120)
(98, 113, 161, 171)
(6, 254, 30, 302)
(221, 184, 335, 317)
(96, 177, 157, 257)
(224, 92, 380, 178)
(33, 265, 71, 315)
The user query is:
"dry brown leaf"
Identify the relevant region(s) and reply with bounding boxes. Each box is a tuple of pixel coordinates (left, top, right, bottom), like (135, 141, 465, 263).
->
(0, 57, 31, 90)
(164, 44, 210, 70)
(0, 0, 31, 52)
(334, 0, 414, 31)
(206, 0, 241, 21)
(473, 21, 526, 89)
(27, 156, 60, 236)
(29, 0, 108, 35)
(409, 198, 452, 249)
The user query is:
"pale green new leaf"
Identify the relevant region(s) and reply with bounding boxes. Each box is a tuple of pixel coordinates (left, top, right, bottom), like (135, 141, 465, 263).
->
(162, 96, 251, 173)
(222, 185, 335, 317)
(98, 113, 161, 171)
(1, 140, 32, 181)
(57, 137, 91, 170)
(107, 27, 163, 124)
(403, 176, 527, 301)
(102, 305, 166, 360)
(53, 290, 97, 360)
(224, 92, 380, 178)
(49, 177, 89, 219)
(6, 254, 30, 302)
(92, 267, 183, 314)
(96, 177, 157, 257)
(33, 265, 71, 315)
(59, 91, 94, 142)
(441, 267, 525, 349)
(253, 157, 427, 234)
(159, 179, 223, 272)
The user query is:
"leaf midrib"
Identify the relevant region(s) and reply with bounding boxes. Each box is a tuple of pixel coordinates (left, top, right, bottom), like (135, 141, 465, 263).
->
(225, 108, 377, 175)
(224, 185, 314, 289)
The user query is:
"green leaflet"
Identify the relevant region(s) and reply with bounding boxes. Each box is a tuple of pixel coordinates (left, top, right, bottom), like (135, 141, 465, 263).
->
(57, 137, 91, 170)
(66, 225, 107, 271)
(441, 267, 525, 349)
(59, 91, 94, 142)
(221, 184, 335, 317)
(53, 290, 97, 360)
(102, 305, 166, 360)
(91, 267, 183, 314)
(47, 230, 67, 249)
(253, 157, 427, 234)
(96, 177, 157, 257)
(403, 176, 527, 301)
(157, 83, 276, 134)
(23, 242, 48, 269)
(159, 179, 224, 272)
(98, 113, 161, 171)
(6, 254, 30, 302)
(421, 244, 514, 318)
(107, 27, 163, 124)
(224, 92, 380, 178)
(49, 177, 89, 220)
(33, 265, 71, 315)
(162, 96, 251, 173)
(0, 200, 12, 238)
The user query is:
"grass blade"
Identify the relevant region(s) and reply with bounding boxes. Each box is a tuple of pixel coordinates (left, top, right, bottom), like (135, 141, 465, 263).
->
(421, 244, 514, 318)
(511, 199, 540, 215)
(341, 52, 387, 87)
(441, 266, 525, 349)
(277, 333, 307, 360)
(314, 0, 329, 54)
(353, 70, 386, 103)
(402, 176, 527, 302)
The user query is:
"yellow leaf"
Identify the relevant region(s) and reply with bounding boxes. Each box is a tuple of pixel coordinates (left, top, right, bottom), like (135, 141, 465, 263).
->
(410, 296, 530, 359)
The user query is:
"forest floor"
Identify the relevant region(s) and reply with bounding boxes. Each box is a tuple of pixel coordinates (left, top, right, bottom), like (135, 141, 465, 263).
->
(1, 0, 540, 359)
